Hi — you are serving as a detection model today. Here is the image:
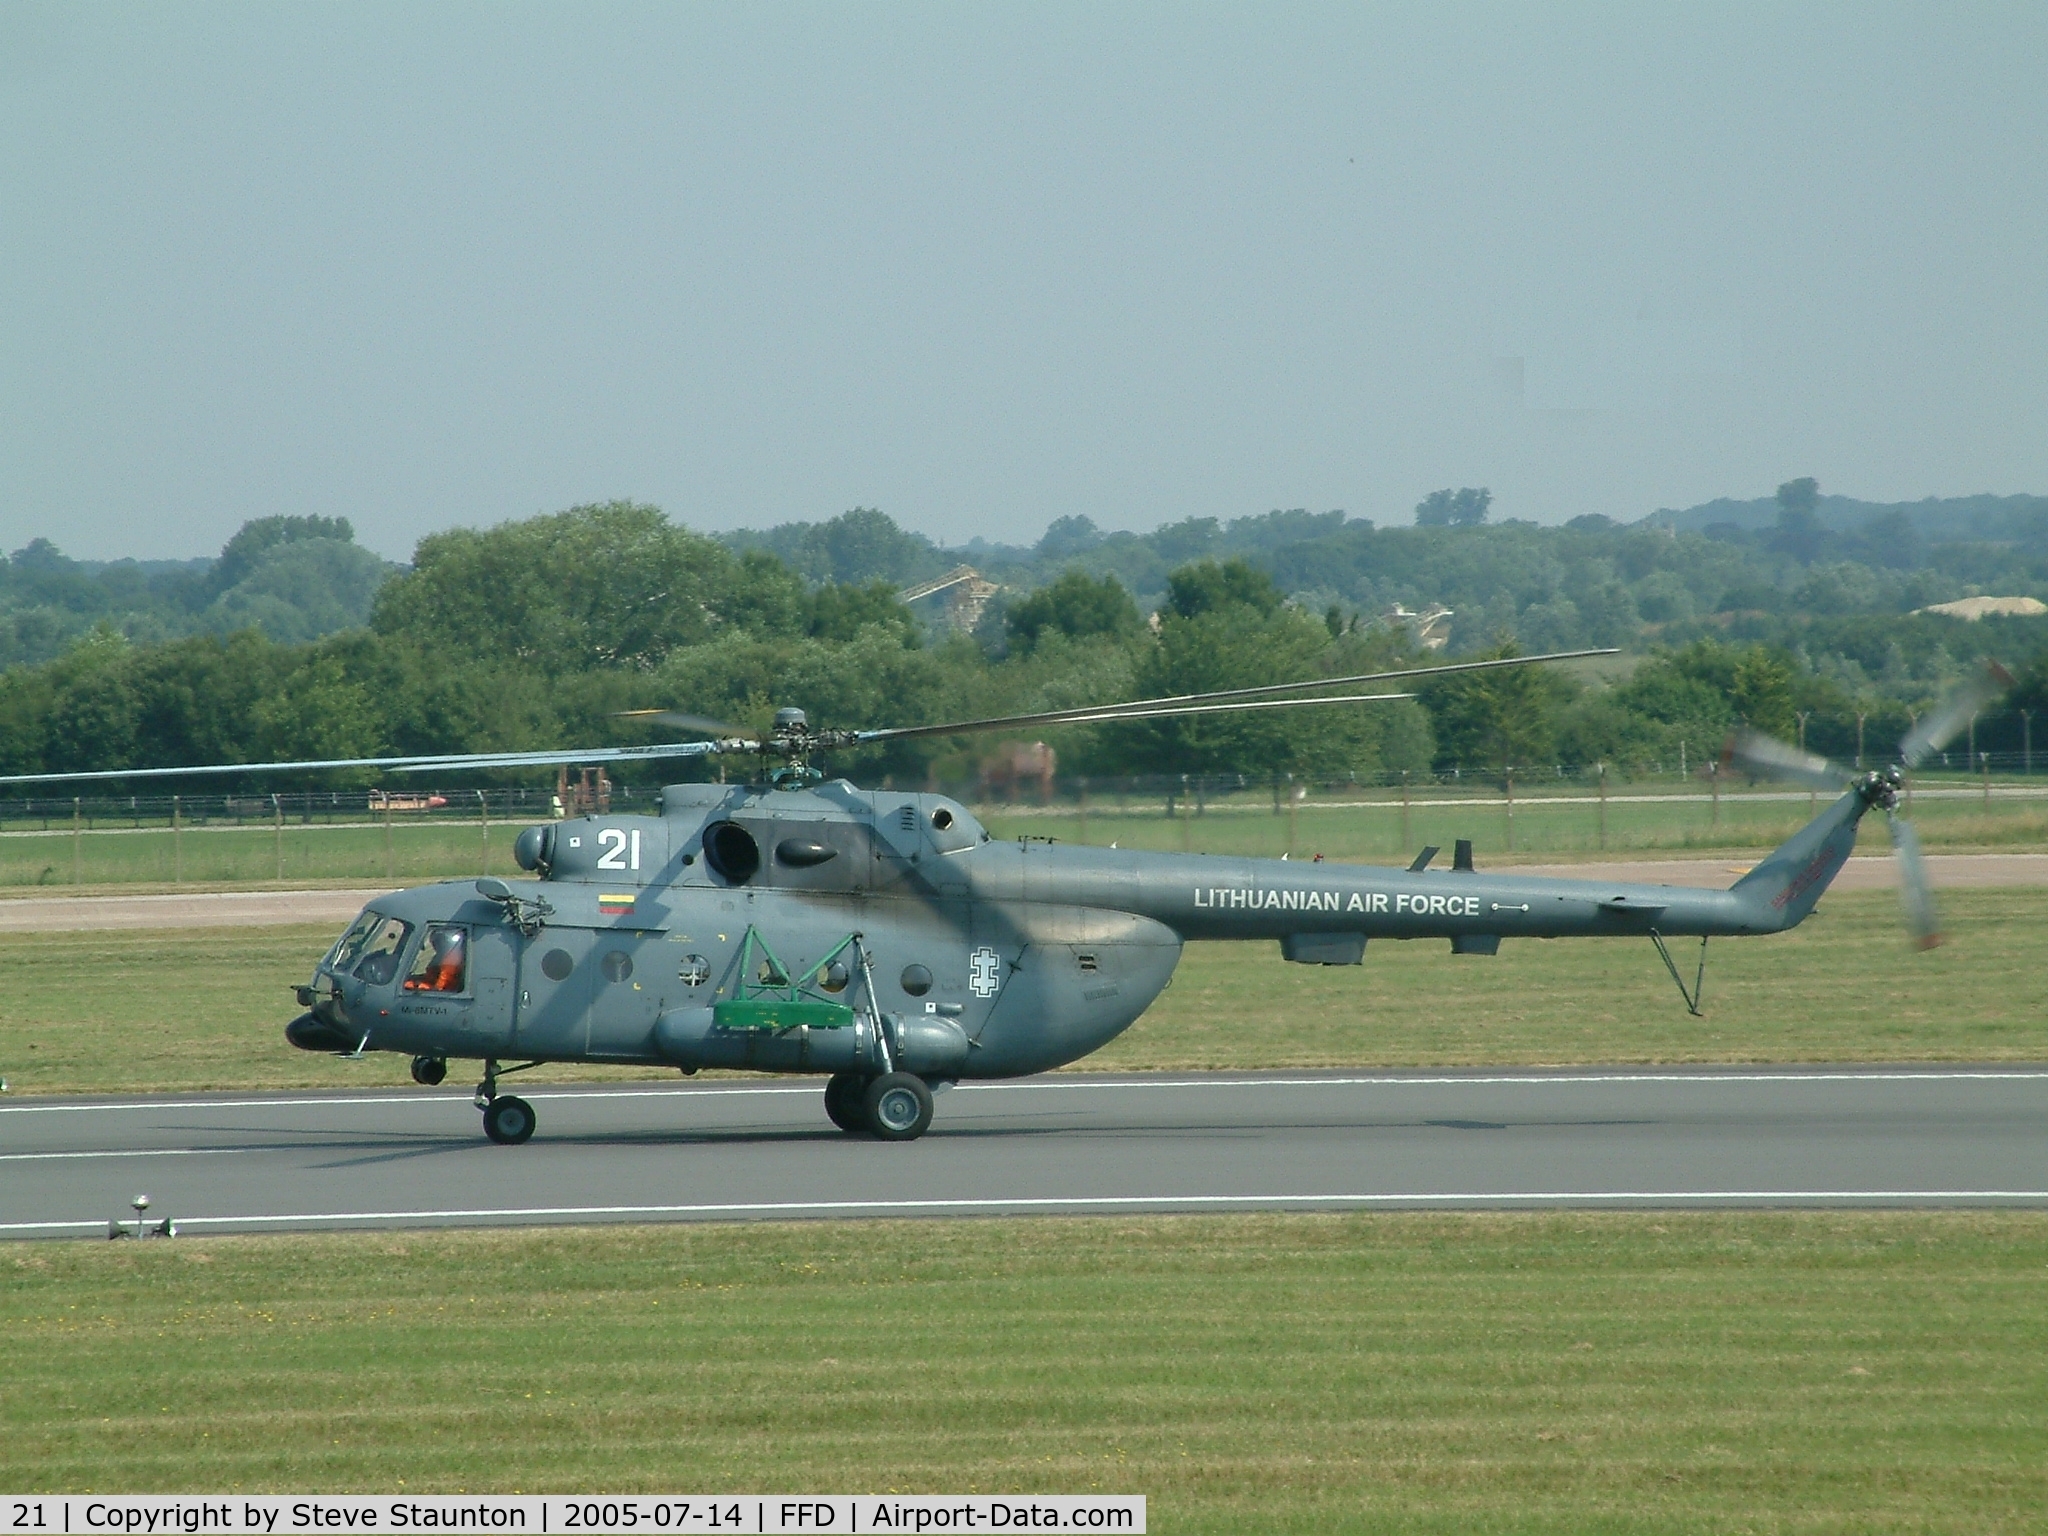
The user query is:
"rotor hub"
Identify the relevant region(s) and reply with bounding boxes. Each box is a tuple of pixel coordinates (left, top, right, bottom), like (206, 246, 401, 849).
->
(1858, 765, 1903, 813)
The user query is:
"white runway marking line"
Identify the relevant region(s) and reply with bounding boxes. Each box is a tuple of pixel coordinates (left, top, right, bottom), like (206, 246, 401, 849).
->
(0, 1147, 251, 1162)
(9, 1189, 2048, 1234)
(960, 1071, 2048, 1090)
(5, 1069, 2046, 1116)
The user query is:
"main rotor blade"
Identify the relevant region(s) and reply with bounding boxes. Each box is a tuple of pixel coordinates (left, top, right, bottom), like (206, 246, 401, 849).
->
(1887, 810, 1943, 949)
(0, 739, 736, 788)
(1897, 659, 2015, 769)
(853, 692, 1414, 745)
(1723, 729, 1844, 792)
(851, 648, 1615, 746)
(612, 709, 749, 740)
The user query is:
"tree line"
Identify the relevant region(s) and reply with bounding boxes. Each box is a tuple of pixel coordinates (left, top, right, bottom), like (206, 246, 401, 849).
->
(5, 500, 2047, 796)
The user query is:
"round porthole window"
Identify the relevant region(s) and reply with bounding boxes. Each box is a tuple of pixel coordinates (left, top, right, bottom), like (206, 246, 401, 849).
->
(602, 950, 634, 983)
(540, 948, 574, 981)
(899, 964, 933, 997)
(931, 807, 954, 831)
(679, 954, 709, 987)
(819, 961, 850, 994)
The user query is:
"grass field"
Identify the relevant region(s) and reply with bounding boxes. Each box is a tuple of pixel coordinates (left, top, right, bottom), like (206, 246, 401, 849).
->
(5, 1213, 2044, 1531)
(0, 819, 508, 891)
(2, 887, 2041, 1097)
(3, 783, 2047, 893)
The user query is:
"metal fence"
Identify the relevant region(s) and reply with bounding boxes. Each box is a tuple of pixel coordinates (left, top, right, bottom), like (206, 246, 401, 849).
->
(3, 752, 2045, 831)
(0, 784, 657, 832)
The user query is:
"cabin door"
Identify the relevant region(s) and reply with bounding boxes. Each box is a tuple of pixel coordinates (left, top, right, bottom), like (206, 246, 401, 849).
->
(513, 927, 597, 1058)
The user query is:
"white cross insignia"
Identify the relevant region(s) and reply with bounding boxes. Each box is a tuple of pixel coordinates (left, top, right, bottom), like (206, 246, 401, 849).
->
(969, 946, 1002, 998)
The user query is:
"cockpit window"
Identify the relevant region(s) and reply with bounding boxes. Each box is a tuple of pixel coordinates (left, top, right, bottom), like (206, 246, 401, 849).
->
(404, 924, 469, 993)
(348, 917, 414, 987)
(326, 910, 383, 971)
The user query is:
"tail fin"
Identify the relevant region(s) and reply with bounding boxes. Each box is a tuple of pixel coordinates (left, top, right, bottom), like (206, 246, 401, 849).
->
(1731, 789, 1870, 930)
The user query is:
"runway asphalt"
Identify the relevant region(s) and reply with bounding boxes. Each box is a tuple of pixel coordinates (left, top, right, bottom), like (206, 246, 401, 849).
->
(4, 1068, 2044, 1238)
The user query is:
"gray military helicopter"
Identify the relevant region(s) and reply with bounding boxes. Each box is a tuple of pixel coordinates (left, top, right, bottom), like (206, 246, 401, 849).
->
(2, 652, 2005, 1144)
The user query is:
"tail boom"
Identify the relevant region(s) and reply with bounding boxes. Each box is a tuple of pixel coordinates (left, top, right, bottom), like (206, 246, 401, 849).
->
(1001, 789, 1873, 944)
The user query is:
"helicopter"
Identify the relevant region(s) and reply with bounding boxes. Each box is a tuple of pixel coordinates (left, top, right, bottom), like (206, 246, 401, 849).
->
(0, 652, 2008, 1144)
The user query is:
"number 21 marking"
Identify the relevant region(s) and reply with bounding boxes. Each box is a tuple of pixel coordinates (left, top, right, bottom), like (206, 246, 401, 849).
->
(596, 828, 642, 871)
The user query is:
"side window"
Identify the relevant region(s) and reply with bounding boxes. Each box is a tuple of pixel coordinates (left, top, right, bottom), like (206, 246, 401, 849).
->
(351, 918, 414, 986)
(404, 924, 469, 993)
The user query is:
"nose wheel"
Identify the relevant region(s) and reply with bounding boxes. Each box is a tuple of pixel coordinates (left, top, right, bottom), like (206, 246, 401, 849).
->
(482, 1094, 536, 1145)
(473, 1058, 538, 1144)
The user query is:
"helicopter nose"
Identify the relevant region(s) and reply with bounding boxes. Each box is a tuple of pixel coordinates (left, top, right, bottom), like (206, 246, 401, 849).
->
(285, 1014, 355, 1052)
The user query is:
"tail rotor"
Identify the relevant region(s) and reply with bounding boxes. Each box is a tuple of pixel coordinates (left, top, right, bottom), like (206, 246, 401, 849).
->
(1722, 659, 2014, 949)
(1886, 810, 1941, 950)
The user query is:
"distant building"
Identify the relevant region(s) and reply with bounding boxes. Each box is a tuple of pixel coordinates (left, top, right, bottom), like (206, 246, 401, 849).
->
(898, 565, 998, 632)
(1911, 596, 2048, 621)
(1383, 602, 1454, 650)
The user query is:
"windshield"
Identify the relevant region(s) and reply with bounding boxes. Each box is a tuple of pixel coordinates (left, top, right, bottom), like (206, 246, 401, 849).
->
(327, 911, 414, 987)
(326, 909, 386, 971)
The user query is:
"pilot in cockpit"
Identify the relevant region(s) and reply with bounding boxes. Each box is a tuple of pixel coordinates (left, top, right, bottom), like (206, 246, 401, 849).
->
(404, 924, 468, 993)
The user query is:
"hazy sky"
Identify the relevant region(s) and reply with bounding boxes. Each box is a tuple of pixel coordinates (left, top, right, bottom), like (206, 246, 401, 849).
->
(5, 3, 2046, 562)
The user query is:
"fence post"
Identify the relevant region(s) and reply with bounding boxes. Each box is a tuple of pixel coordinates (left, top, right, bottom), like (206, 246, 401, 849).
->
(383, 793, 394, 881)
(478, 789, 490, 875)
(1983, 752, 1992, 805)
(1856, 712, 1867, 770)
(172, 795, 182, 884)
(1504, 767, 1514, 852)
(1077, 776, 1089, 845)
(1710, 761, 1720, 833)
(1597, 763, 1607, 851)
(72, 796, 81, 886)
(1400, 769, 1411, 853)
(1285, 773, 1297, 857)
(272, 793, 284, 881)
(2024, 710, 2034, 776)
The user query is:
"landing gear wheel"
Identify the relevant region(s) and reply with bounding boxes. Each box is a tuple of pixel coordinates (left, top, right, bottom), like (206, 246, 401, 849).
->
(411, 1055, 448, 1086)
(823, 1073, 867, 1133)
(861, 1072, 934, 1141)
(482, 1094, 536, 1145)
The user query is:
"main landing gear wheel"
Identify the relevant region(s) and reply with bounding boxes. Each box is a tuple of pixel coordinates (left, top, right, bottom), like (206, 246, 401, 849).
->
(411, 1055, 448, 1086)
(482, 1094, 536, 1145)
(823, 1073, 866, 1133)
(862, 1072, 934, 1141)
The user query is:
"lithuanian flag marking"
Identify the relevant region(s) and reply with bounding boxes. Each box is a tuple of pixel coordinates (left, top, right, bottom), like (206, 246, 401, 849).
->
(598, 893, 635, 915)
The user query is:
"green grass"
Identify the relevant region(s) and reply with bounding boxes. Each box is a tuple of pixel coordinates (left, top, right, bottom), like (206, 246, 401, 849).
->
(5, 1214, 2045, 1531)
(3, 784, 2046, 894)
(0, 820, 508, 892)
(2, 888, 2042, 1098)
